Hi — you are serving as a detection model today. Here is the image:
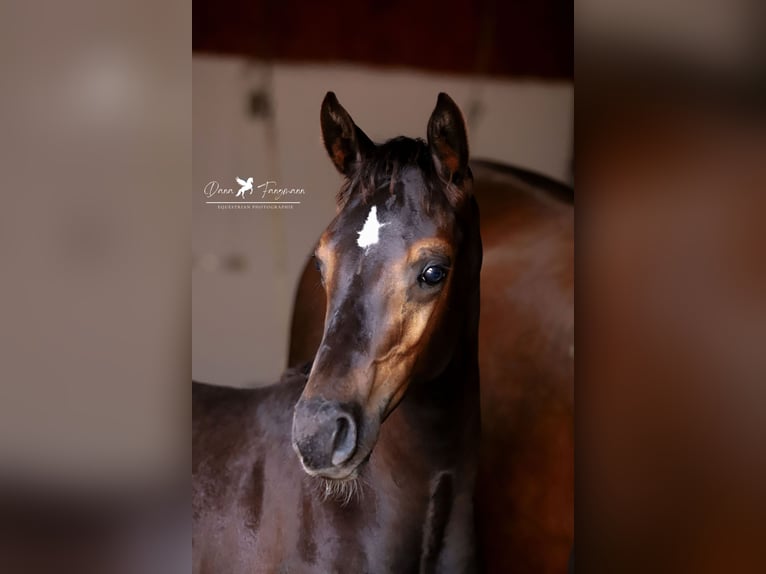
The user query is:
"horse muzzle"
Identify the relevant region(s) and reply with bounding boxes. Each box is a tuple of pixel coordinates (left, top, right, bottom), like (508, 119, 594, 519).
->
(291, 397, 361, 479)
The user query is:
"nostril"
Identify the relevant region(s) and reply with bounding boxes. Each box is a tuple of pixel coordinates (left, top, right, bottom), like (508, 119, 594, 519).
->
(334, 416, 349, 447)
(330, 414, 357, 466)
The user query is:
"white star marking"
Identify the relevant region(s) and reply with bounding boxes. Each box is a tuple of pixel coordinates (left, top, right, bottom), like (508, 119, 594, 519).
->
(356, 206, 387, 250)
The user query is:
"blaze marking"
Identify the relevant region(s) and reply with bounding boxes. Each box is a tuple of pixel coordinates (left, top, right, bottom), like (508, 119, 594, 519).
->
(357, 206, 387, 249)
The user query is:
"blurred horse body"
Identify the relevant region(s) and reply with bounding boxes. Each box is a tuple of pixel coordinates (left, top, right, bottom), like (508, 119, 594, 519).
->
(289, 160, 574, 573)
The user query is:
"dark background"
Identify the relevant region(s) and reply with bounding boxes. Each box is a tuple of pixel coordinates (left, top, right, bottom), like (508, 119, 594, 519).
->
(193, 0, 573, 79)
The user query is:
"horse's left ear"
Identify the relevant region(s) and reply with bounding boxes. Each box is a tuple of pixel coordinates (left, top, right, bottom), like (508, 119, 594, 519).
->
(427, 93, 470, 193)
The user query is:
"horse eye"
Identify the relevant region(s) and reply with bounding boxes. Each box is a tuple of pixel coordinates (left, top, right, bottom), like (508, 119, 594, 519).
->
(419, 265, 447, 286)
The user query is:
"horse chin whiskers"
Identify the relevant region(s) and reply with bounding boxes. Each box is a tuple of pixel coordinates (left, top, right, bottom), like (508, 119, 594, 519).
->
(314, 472, 366, 507)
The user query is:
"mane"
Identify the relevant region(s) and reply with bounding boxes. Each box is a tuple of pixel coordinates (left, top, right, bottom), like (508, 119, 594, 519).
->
(337, 137, 445, 209)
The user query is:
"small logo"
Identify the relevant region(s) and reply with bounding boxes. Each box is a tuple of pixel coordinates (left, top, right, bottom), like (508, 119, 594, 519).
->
(203, 178, 306, 210)
(235, 177, 254, 198)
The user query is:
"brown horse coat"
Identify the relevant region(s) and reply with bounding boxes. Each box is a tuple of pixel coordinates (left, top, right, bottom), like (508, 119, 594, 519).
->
(289, 160, 574, 573)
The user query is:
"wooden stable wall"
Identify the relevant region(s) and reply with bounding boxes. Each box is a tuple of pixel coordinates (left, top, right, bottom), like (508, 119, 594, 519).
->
(193, 0, 573, 79)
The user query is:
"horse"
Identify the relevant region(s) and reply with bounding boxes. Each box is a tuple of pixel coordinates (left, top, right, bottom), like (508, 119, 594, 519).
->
(288, 159, 574, 572)
(193, 92, 483, 573)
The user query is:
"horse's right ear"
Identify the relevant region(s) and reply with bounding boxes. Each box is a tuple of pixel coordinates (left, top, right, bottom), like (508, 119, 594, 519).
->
(320, 92, 374, 177)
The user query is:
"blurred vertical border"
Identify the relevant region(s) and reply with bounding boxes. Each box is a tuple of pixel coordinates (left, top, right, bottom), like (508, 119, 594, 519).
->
(577, 0, 766, 572)
(0, 1, 190, 572)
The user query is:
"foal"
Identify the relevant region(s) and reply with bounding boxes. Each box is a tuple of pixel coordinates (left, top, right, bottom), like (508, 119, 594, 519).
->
(193, 92, 482, 573)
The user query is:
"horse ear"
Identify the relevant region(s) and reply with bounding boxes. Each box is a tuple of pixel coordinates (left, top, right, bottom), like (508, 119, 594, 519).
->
(320, 92, 374, 176)
(427, 93, 470, 192)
